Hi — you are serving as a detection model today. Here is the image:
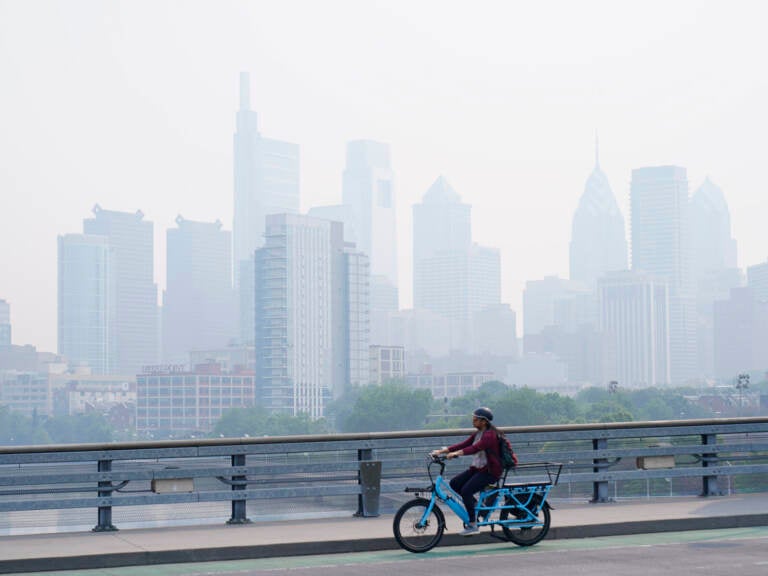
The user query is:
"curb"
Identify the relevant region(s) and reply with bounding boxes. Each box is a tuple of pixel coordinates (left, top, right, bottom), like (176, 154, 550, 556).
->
(2, 514, 768, 574)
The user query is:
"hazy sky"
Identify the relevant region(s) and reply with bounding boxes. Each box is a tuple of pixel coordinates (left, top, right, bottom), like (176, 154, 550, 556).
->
(2, 0, 767, 353)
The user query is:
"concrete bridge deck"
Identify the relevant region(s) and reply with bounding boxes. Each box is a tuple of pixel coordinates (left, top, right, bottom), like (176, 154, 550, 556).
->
(1, 493, 768, 574)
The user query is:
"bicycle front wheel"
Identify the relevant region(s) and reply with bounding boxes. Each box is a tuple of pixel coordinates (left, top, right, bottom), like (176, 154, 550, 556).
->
(499, 499, 551, 546)
(393, 498, 445, 553)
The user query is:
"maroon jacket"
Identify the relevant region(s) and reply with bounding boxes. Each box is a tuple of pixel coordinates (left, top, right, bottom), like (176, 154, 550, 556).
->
(449, 429, 502, 479)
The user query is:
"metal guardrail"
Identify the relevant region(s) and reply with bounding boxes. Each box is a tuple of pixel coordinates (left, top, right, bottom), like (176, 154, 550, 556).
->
(0, 417, 767, 531)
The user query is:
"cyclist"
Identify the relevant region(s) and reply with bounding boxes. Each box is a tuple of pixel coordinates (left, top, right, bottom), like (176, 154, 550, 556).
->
(431, 406, 502, 535)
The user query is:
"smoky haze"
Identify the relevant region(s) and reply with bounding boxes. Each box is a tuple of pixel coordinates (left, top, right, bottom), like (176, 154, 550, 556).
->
(1, 0, 767, 356)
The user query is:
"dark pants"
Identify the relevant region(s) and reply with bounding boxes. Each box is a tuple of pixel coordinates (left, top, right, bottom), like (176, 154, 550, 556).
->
(450, 468, 497, 523)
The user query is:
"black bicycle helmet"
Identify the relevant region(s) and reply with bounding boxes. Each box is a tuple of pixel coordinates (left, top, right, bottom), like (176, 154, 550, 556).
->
(473, 407, 493, 422)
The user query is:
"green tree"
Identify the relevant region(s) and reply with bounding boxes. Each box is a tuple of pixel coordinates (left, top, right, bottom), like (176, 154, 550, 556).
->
(449, 380, 511, 417)
(212, 407, 267, 437)
(0, 406, 50, 445)
(584, 400, 634, 423)
(324, 386, 362, 432)
(423, 414, 466, 430)
(44, 412, 113, 444)
(494, 387, 578, 426)
(337, 381, 432, 432)
(212, 407, 329, 438)
(575, 386, 612, 405)
(266, 412, 330, 436)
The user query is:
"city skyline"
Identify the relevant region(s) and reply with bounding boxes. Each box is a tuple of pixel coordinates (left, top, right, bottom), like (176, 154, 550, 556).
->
(2, 1, 768, 352)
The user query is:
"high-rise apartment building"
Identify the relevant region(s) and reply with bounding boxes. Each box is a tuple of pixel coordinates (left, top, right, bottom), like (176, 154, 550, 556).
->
(0, 299, 10, 346)
(345, 249, 371, 388)
(569, 148, 628, 287)
(630, 166, 696, 384)
(599, 271, 671, 387)
(254, 214, 369, 418)
(163, 217, 237, 364)
(233, 72, 300, 344)
(57, 234, 112, 374)
(83, 206, 159, 375)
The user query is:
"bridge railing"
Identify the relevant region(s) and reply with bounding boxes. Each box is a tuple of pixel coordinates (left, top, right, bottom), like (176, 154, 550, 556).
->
(0, 417, 767, 531)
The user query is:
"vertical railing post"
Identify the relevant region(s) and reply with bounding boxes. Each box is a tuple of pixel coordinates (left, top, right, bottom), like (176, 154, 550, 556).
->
(591, 437, 610, 503)
(93, 458, 117, 531)
(701, 433, 721, 497)
(355, 447, 381, 517)
(227, 453, 250, 524)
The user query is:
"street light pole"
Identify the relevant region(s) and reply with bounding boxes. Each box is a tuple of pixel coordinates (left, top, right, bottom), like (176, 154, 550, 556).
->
(736, 373, 750, 416)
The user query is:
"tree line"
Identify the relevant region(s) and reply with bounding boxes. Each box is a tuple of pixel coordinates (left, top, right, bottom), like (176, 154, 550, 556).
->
(1, 378, 764, 445)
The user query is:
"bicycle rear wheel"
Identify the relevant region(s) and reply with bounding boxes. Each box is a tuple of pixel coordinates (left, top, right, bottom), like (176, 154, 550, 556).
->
(393, 498, 445, 553)
(499, 497, 551, 546)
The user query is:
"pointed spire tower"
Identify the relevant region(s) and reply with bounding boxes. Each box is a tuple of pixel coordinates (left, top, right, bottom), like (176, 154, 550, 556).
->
(232, 71, 300, 344)
(569, 137, 628, 286)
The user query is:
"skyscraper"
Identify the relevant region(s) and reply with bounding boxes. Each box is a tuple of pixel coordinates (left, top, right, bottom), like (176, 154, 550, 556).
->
(163, 217, 237, 364)
(523, 276, 588, 336)
(344, 249, 371, 388)
(412, 175, 471, 284)
(631, 166, 693, 288)
(254, 214, 369, 418)
(0, 299, 11, 346)
(630, 166, 696, 384)
(342, 140, 398, 293)
(233, 72, 300, 344)
(57, 234, 112, 374)
(523, 277, 601, 385)
(713, 287, 768, 379)
(569, 145, 628, 287)
(690, 177, 737, 278)
(690, 177, 740, 378)
(471, 304, 518, 358)
(83, 205, 159, 375)
(417, 244, 501, 322)
(342, 140, 398, 346)
(599, 270, 671, 387)
(412, 176, 500, 351)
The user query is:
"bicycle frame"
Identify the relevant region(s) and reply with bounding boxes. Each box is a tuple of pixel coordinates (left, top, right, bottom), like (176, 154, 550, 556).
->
(412, 456, 556, 529)
(431, 469, 471, 525)
(489, 482, 552, 527)
(395, 456, 562, 552)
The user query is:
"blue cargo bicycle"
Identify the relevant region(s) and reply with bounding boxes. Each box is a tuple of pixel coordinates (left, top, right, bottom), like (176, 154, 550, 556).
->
(393, 454, 562, 553)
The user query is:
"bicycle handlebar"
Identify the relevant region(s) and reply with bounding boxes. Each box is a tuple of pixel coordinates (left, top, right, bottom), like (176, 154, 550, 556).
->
(427, 453, 448, 481)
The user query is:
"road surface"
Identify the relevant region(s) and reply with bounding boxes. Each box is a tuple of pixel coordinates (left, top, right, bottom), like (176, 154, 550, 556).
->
(11, 526, 768, 576)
